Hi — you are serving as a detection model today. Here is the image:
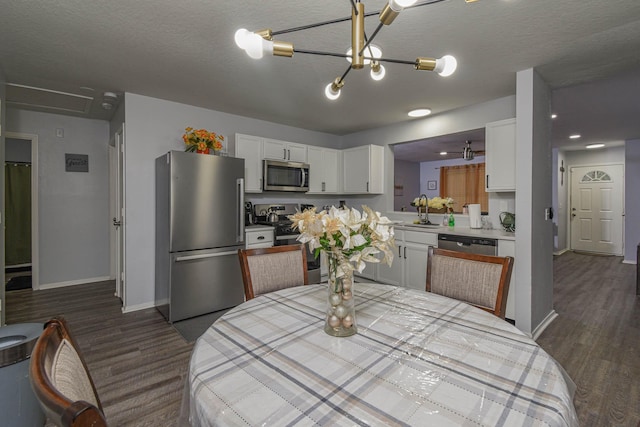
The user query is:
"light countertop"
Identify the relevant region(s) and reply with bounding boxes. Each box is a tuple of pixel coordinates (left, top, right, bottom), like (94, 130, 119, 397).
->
(393, 222, 515, 241)
(245, 224, 275, 232)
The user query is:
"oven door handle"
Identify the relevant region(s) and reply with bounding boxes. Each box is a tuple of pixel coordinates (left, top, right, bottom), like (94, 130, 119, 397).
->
(275, 234, 300, 242)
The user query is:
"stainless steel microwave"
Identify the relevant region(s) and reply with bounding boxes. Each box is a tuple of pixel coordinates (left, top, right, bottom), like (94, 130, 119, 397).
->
(263, 159, 309, 192)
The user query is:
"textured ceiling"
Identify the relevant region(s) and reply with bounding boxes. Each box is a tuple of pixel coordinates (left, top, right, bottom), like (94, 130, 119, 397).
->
(1, 0, 640, 160)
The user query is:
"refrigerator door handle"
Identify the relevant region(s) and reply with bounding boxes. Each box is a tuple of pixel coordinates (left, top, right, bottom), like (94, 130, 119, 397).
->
(175, 250, 238, 262)
(238, 178, 245, 243)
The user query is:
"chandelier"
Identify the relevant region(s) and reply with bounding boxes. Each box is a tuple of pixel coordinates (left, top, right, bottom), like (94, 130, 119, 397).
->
(235, 0, 466, 100)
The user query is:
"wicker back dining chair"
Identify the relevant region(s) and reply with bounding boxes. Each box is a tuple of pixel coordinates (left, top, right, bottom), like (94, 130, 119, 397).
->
(238, 244, 309, 300)
(426, 247, 514, 318)
(29, 316, 107, 427)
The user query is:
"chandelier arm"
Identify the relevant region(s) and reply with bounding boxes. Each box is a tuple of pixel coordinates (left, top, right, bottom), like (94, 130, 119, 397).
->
(295, 49, 351, 60)
(269, 0, 448, 37)
(339, 64, 353, 83)
(376, 57, 419, 65)
(360, 22, 385, 57)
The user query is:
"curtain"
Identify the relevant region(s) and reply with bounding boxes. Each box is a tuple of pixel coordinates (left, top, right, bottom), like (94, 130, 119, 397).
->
(5, 163, 32, 266)
(439, 163, 488, 213)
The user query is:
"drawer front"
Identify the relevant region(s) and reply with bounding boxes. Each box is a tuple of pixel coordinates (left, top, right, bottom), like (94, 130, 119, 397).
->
(404, 230, 437, 246)
(246, 231, 273, 246)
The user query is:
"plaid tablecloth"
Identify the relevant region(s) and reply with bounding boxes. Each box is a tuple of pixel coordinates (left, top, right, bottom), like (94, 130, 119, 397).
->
(186, 283, 578, 426)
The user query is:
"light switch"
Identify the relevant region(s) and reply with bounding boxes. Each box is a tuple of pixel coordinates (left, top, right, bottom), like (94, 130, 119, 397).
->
(56, 128, 64, 138)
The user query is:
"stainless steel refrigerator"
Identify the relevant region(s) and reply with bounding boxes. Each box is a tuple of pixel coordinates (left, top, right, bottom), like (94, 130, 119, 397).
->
(155, 151, 245, 322)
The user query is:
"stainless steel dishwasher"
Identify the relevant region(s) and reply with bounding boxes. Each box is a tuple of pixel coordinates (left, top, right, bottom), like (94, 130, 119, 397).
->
(437, 234, 498, 255)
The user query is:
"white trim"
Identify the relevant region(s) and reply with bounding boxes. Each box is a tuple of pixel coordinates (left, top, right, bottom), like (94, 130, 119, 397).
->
(553, 248, 570, 256)
(122, 301, 156, 313)
(532, 310, 558, 341)
(38, 276, 112, 290)
(5, 132, 39, 291)
(622, 259, 637, 265)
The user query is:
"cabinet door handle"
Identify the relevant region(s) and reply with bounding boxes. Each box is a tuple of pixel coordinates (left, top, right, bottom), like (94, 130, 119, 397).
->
(486, 175, 489, 188)
(366, 181, 369, 192)
(283, 148, 287, 159)
(288, 149, 291, 160)
(257, 236, 265, 240)
(403, 246, 407, 259)
(398, 245, 402, 257)
(322, 182, 325, 192)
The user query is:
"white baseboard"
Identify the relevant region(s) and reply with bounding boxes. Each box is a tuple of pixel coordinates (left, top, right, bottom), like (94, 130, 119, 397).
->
(553, 248, 570, 256)
(622, 259, 637, 265)
(122, 301, 157, 314)
(38, 276, 112, 290)
(532, 310, 558, 341)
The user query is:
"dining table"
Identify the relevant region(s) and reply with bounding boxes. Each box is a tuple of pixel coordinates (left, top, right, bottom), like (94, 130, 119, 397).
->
(183, 282, 578, 426)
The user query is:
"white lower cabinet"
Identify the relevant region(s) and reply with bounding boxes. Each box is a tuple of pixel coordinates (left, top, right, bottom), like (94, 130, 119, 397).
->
(377, 230, 437, 290)
(245, 226, 274, 249)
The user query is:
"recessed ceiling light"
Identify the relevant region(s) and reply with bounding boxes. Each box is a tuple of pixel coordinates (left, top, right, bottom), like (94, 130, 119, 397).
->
(550, 114, 557, 119)
(586, 143, 605, 149)
(408, 108, 432, 118)
(440, 151, 448, 156)
(569, 134, 581, 139)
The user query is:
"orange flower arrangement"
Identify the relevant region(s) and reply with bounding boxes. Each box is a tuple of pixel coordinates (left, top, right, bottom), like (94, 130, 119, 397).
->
(183, 127, 224, 153)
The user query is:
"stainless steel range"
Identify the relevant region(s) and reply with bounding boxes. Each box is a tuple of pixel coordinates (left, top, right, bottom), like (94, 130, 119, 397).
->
(253, 203, 321, 283)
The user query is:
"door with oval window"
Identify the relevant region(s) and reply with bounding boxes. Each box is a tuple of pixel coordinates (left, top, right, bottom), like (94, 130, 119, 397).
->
(569, 165, 624, 255)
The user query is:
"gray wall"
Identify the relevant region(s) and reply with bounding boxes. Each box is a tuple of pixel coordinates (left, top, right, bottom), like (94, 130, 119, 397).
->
(394, 159, 420, 211)
(5, 109, 111, 286)
(515, 68, 554, 335)
(625, 139, 640, 263)
(122, 93, 339, 310)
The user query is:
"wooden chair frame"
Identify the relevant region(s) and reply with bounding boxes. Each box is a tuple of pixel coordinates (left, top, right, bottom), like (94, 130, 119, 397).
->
(426, 247, 514, 318)
(238, 244, 309, 300)
(29, 316, 107, 427)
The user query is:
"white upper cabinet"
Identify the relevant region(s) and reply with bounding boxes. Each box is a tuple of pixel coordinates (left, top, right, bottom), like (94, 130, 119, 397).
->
(342, 144, 384, 194)
(263, 139, 307, 163)
(307, 147, 341, 194)
(485, 118, 516, 192)
(234, 133, 263, 193)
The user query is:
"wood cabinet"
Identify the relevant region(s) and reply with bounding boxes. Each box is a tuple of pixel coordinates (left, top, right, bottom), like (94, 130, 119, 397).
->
(377, 229, 437, 289)
(234, 133, 264, 193)
(307, 147, 341, 194)
(485, 118, 516, 192)
(263, 139, 307, 162)
(342, 145, 384, 194)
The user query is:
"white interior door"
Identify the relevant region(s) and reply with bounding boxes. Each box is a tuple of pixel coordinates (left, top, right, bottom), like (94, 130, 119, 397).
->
(570, 164, 624, 255)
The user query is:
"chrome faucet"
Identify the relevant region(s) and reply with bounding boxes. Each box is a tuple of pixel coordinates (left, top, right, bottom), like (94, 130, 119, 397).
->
(418, 194, 431, 224)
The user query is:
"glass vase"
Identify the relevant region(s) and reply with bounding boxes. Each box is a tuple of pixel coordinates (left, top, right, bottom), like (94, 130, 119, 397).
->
(324, 254, 357, 337)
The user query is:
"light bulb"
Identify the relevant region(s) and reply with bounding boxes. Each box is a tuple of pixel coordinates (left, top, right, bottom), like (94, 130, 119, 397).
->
(244, 33, 269, 59)
(434, 55, 457, 77)
(234, 29, 251, 49)
(389, 0, 417, 12)
(370, 63, 386, 81)
(324, 83, 341, 100)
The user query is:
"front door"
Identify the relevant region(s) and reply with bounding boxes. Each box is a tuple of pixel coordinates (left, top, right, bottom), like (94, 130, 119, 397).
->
(570, 164, 624, 255)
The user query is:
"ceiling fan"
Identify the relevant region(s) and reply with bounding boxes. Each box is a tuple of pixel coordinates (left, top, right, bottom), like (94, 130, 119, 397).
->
(462, 140, 485, 160)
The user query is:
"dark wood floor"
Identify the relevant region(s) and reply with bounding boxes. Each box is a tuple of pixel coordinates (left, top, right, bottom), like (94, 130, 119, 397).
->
(5, 282, 193, 426)
(537, 251, 640, 427)
(5, 251, 640, 426)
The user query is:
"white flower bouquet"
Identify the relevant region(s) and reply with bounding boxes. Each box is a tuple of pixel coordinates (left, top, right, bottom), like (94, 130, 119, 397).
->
(288, 205, 395, 277)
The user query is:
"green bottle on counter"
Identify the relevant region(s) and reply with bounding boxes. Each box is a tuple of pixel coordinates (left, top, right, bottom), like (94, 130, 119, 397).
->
(448, 210, 455, 228)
